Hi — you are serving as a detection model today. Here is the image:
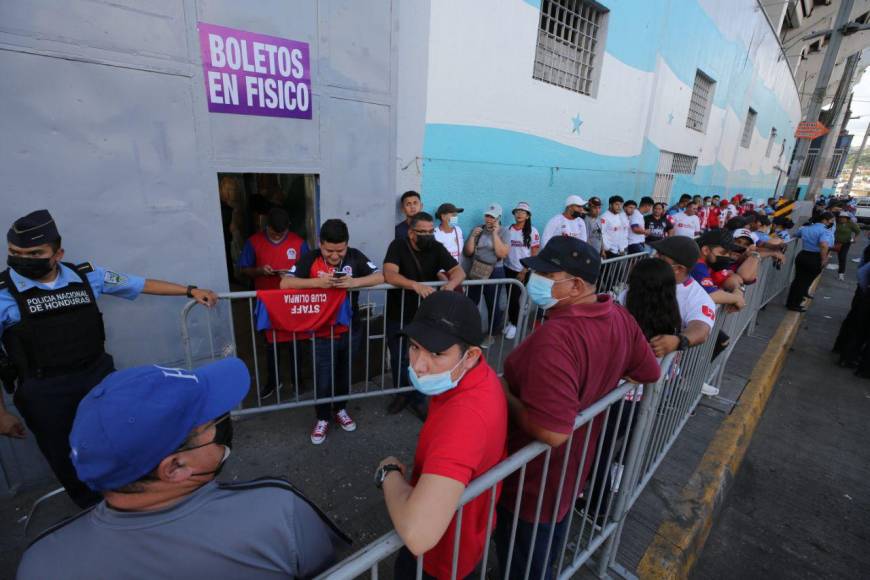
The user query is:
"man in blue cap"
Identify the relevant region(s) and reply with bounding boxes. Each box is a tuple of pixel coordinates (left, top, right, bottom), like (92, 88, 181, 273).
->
(17, 357, 347, 579)
(0, 209, 219, 508)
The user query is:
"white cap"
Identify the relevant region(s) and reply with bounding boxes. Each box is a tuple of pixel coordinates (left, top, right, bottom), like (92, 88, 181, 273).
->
(484, 203, 503, 219)
(513, 201, 532, 215)
(733, 228, 758, 243)
(565, 195, 586, 208)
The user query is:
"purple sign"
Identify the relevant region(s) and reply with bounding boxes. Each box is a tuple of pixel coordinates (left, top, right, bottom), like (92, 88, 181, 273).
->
(197, 22, 312, 119)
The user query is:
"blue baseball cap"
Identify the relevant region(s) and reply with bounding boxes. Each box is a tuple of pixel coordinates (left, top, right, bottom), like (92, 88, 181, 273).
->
(70, 357, 250, 492)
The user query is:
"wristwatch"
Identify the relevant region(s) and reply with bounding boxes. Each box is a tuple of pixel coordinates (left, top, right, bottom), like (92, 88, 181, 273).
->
(374, 464, 403, 489)
(186, 285, 198, 298)
(676, 334, 690, 351)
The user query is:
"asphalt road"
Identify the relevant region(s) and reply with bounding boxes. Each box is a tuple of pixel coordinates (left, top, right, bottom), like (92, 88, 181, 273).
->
(693, 245, 870, 579)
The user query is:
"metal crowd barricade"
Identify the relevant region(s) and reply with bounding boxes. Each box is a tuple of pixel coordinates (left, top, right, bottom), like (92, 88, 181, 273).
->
(179, 278, 528, 416)
(315, 377, 666, 580)
(596, 251, 649, 295)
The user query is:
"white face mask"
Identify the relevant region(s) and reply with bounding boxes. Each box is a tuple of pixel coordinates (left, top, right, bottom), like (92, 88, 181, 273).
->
(448, 216, 459, 227)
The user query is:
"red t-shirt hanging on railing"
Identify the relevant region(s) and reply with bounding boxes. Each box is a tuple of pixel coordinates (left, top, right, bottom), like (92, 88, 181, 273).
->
(255, 287, 351, 342)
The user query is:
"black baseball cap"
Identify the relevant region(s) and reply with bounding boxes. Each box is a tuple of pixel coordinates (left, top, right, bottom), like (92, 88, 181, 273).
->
(436, 203, 464, 217)
(8, 209, 60, 248)
(650, 236, 700, 269)
(697, 228, 738, 251)
(521, 236, 601, 284)
(401, 291, 484, 352)
(586, 196, 602, 207)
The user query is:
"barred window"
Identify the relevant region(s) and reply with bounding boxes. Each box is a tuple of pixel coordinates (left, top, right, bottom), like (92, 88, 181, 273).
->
(741, 108, 757, 148)
(766, 127, 778, 157)
(533, 0, 609, 97)
(686, 70, 715, 133)
(671, 153, 698, 175)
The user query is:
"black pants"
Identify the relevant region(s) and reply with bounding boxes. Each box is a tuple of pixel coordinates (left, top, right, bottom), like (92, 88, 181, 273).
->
(837, 242, 852, 275)
(786, 250, 823, 308)
(837, 288, 870, 365)
(263, 336, 299, 390)
(627, 243, 645, 255)
(503, 267, 528, 327)
(14, 353, 115, 508)
(834, 285, 865, 353)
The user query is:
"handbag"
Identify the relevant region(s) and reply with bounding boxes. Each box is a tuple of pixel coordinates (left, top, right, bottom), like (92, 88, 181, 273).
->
(468, 256, 496, 280)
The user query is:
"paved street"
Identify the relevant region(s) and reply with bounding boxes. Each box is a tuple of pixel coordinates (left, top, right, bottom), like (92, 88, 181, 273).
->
(694, 245, 870, 579)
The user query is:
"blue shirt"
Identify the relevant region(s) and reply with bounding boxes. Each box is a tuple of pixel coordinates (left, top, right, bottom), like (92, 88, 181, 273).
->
(794, 223, 835, 253)
(0, 264, 145, 338)
(690, 260, 719, 294)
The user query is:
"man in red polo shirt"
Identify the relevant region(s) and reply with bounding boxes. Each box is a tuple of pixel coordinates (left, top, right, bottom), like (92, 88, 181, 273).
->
(374, 291, 507, 579)
(239, 208, 309, 397)
(495, 237, 660, 580)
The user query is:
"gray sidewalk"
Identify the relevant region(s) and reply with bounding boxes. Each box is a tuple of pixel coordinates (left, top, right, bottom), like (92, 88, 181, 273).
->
(693, 253, 870, 579)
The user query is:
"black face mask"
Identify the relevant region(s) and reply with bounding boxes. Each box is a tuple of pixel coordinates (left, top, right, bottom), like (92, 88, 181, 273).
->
(709, 255, 736, 271)
(571, 211, 583, 219)
(415, 234, 435, 250)
(188, 414, 234, 477)
(826, 223, 834, 229)
(8, 255, 56, 280)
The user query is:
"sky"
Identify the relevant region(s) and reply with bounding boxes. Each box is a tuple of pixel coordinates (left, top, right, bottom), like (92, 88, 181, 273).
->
(846, 67, 870, 145)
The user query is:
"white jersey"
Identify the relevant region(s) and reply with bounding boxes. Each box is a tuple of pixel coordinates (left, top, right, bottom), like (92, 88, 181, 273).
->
(719, 205, 737, 228)
(627, 211, 646, 245)
(434, 225, 464, 261)
(676, 277, 716, 330)
(505, 225, 541, 271)
(600, 210, 629, 253)
(541, 214, 587, 247)
(671, 213, 701, 238)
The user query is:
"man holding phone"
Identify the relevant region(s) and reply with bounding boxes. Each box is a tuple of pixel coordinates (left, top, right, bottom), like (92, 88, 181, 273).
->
(239, 208, 309, 398)
(281, 219, 383, 444)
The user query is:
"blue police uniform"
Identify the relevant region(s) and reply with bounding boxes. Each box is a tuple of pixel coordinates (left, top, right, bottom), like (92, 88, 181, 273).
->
(786, 222, 835, 310)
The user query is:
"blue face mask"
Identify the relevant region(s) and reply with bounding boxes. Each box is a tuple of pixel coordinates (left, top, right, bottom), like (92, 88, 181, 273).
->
(409, 352, 469, 396)
(448, 216, 459, 227)
(527, 272, 576, 310)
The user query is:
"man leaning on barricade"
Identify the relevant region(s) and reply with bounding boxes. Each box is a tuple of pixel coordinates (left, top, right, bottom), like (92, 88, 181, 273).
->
(17, 357, 349, 579)
(495, 237, 660, 579)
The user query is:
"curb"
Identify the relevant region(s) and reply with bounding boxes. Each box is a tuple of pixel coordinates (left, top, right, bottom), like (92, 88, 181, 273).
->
(636, 284, 818, 579)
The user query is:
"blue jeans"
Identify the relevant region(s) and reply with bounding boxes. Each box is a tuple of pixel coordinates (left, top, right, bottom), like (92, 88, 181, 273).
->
(385, 318, 424, 404)
(494, 506, 569, 580)
(467, 266, 505, 333)
(313, 327, 364, 420)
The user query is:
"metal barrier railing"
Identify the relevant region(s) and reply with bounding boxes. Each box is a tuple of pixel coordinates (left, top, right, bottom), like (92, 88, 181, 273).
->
(180, 278, 528, 416)
(176, 240, 798, 578)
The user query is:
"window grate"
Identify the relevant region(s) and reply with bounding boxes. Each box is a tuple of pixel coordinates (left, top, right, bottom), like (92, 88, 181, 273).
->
(766, 127, 778, 157)
(533, 0, 608, 97)
(671, 153, 698, 175)
(741, 108, 757, 148)
(686, 70, 715, 133)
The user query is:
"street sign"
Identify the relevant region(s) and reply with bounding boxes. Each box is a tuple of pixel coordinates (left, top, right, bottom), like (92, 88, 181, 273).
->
(794, 121, 829, 140)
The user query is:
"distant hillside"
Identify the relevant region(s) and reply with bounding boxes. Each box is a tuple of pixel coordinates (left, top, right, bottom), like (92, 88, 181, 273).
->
(845, 148, 870, 169)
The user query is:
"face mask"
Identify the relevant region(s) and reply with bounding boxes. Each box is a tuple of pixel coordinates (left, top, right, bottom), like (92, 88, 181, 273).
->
(8, 255, 56, 280)
(415, 234, 435, 250)
(527, 272, 577, 309)
(826, 223, 834, 229)
(187, 414, 234, 477)
(709, 255, 736, 271)
(448, 216, 459, 227)
(571, 211, 583, 219)
(409, 352, 469, 396)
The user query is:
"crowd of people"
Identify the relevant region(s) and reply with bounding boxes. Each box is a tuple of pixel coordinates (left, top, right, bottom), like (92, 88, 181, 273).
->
(3, 188, 866, 578)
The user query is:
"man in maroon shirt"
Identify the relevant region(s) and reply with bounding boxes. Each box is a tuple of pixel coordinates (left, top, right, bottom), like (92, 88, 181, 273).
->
(495, 236, 660, 580)
(375, 291, 507, 579)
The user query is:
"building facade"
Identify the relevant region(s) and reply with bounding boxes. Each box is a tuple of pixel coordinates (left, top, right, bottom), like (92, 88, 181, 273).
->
(408, 0, 803, 229)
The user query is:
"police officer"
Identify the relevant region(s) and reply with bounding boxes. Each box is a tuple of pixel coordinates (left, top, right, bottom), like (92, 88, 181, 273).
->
(786, 211, 835, 312)
(0, 209, 218, 508)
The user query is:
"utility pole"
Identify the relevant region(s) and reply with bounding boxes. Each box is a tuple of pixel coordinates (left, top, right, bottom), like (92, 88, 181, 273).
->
(783, 0, 855, 200)
(806, 52, 860, 200)
(844, 118, 870, 195)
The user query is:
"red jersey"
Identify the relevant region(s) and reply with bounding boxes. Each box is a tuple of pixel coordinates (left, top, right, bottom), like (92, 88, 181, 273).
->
(414, 360, 507, 579)
(706, 206, 721, 229)
(241, 231, 307, 291)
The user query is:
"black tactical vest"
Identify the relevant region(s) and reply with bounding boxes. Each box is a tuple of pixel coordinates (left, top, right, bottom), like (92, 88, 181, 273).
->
(1, 262, 106, 379)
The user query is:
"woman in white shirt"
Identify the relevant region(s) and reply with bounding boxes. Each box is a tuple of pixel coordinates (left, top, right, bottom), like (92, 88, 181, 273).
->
(503, 202, 540, 339)
(433, 202, 465, 261)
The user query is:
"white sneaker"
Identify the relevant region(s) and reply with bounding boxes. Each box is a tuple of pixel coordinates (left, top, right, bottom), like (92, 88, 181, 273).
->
(701, 383, 720, 397)
(826, 264, 838, 270)
(838, 273, 845, 281)
(504, 323, 517, 340)
(335, 409, 357, 432)
(310, 420, 329, 444)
